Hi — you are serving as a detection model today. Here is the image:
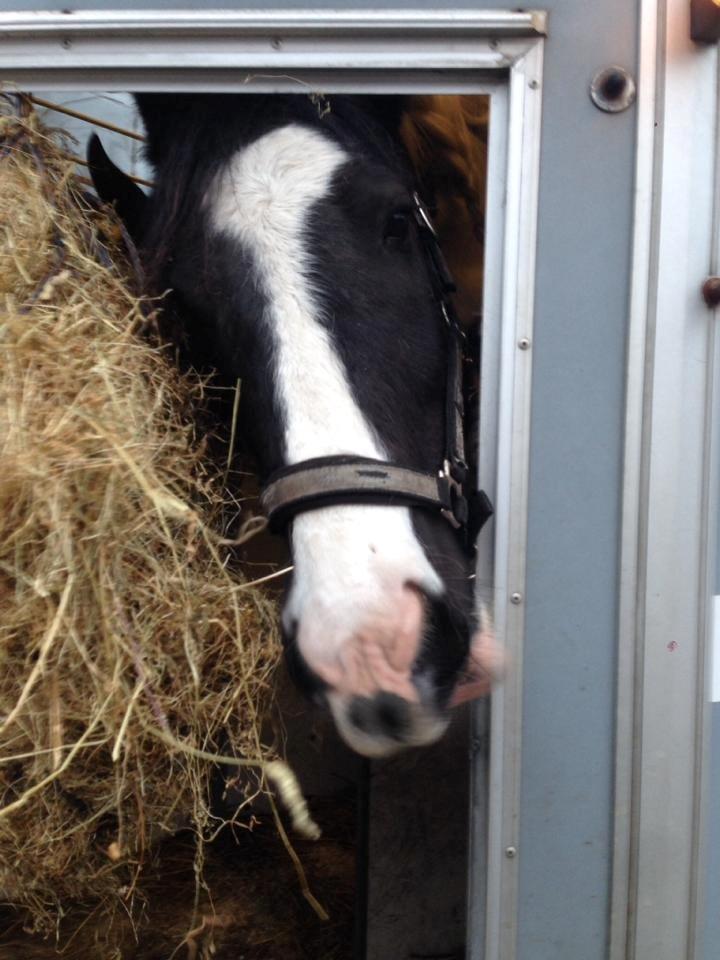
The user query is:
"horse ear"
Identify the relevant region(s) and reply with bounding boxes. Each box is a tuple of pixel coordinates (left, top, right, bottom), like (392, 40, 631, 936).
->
(87, 133, 149, 243)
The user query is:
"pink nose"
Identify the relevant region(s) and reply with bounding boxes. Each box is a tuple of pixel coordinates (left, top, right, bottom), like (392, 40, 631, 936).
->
(308, 583, 426, 702)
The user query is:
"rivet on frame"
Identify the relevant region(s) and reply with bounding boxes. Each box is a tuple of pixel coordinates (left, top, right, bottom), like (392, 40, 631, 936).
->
(518, 337, 531, 350)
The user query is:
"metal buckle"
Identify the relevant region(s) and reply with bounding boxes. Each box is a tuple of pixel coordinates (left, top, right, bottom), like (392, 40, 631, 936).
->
(412, 191, 438, 238)
(438, 459, 468, 530)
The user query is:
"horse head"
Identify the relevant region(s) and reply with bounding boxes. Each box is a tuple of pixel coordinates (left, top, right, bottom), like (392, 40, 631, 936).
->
(89, 93, 498, 757)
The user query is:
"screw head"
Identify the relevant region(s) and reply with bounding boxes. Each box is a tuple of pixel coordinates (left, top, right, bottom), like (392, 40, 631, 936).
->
(505, 846, 517, 859)
(510, 592, 522, 605)
(518, 337, 531, 350)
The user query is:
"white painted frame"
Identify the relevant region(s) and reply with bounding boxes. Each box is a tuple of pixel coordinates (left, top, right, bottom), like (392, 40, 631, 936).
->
(0, 10, 546, 958)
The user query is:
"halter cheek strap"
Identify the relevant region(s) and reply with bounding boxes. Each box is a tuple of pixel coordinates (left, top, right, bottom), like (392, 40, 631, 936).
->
(259, 192, 493, 551)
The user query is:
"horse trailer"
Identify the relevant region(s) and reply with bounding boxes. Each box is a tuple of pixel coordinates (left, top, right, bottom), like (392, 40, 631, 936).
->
(0, 3, 718, 959)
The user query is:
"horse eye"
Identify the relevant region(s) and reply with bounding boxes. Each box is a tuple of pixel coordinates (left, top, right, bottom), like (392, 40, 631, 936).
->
(383, 210, 411, 247)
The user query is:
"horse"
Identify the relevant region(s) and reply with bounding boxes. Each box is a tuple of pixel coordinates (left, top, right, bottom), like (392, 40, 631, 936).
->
(88, 93, 500, 757)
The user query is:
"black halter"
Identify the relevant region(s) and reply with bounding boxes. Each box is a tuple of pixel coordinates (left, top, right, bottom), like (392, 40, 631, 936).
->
(260, 192, 493, 550)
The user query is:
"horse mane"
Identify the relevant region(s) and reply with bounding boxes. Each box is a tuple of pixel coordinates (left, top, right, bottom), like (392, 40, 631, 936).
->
(400, 95, 488, 326)
(400, 95, 488, 222)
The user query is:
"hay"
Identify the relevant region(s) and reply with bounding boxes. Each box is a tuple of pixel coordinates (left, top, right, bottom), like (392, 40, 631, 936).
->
(0, 97, 296, 946)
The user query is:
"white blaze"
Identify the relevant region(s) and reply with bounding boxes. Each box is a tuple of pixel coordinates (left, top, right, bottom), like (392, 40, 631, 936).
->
(208, 123, 441, 679)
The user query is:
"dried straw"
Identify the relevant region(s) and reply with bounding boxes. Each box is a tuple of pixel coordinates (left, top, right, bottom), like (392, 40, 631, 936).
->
(0, 97, 302, 947)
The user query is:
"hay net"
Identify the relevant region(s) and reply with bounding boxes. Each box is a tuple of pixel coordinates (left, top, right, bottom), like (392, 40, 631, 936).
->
(0, 95, 285, 938)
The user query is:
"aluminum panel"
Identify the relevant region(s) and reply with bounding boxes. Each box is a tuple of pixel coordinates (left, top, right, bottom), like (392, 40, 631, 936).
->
(703, 705, 720, 960)
(516, 2, 637, 957)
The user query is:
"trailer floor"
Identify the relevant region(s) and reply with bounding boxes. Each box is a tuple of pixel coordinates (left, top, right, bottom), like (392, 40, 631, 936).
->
(0, 794, 356, 960)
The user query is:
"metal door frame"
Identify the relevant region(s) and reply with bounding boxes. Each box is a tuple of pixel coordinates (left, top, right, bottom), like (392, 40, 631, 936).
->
(10, 6, 719, 958)
(0, 9, 546, 957)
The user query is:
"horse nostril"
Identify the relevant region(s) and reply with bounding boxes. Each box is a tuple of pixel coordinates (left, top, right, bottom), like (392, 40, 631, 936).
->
(348, 692, 411, 741)
(348, 696, 373, 733)
(375, 692, 411, 739)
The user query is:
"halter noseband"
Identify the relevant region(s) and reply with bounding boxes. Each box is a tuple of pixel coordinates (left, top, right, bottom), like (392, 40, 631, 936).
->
(260, 192, 493, 550)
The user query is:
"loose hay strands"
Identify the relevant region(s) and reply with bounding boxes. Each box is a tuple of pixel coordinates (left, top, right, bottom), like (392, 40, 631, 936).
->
(0, 97, 315, 947)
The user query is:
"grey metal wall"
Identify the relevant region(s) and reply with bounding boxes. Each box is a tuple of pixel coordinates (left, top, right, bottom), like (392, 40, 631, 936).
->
(0, 1, 641, 956)
(517, 3, 636, 958)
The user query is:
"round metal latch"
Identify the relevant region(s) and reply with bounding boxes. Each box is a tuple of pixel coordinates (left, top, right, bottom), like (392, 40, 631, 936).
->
(590, 66, 636, 113)
(702, 277, 720, 308)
